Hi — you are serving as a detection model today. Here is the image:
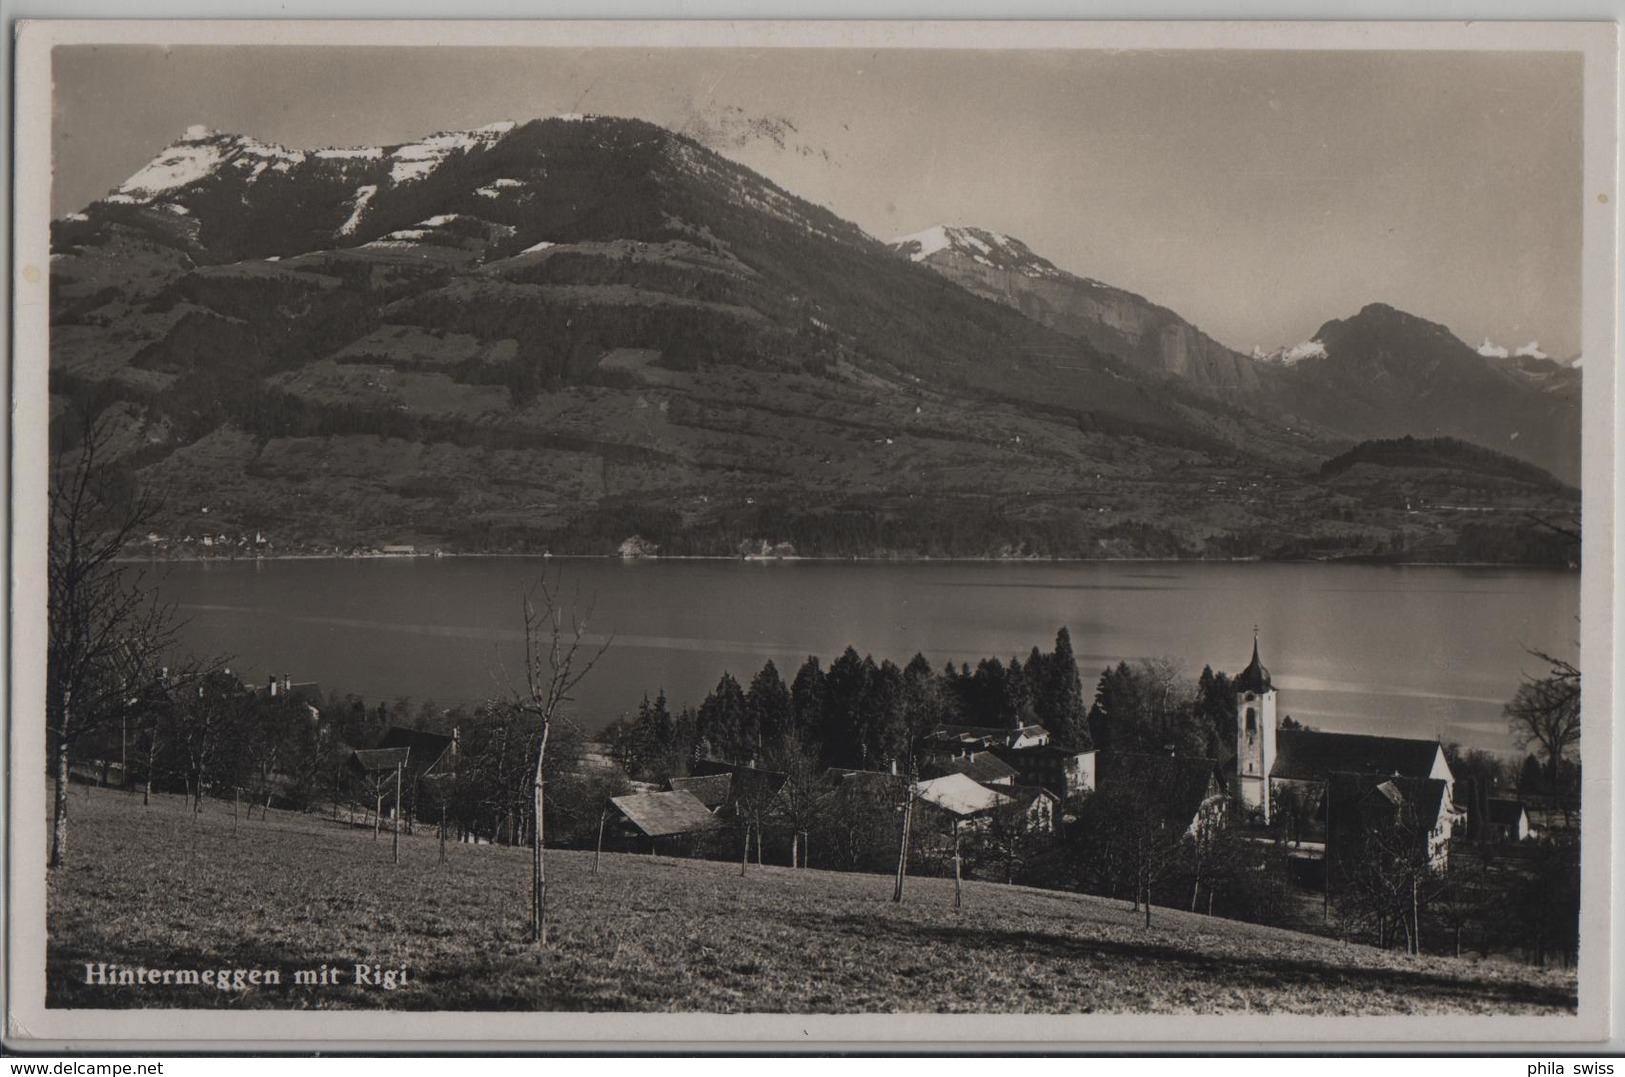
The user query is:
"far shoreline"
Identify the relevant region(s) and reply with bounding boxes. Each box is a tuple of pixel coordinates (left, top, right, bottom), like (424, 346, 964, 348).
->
(115, 549, 1582, 572)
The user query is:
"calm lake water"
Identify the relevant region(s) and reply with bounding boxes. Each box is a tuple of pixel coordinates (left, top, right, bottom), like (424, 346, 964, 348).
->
(154, 558, 1579, 754)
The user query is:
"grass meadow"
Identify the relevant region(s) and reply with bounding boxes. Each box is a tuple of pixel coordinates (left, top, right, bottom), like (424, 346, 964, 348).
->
(46, 787, 1578, 1013)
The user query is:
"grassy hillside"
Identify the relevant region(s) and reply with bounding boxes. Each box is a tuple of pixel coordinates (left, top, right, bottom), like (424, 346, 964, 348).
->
(47, 789, 1576, 1013)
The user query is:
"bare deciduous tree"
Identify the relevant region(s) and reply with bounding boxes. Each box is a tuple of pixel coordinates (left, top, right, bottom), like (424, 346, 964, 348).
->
(514, 573, 612, 945)
(48, 410, 179, 868)
(1505, 649, 1580, 792)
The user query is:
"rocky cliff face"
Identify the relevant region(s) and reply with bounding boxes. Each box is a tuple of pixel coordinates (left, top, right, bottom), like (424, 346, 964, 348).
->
(891, 225, 1261, 396)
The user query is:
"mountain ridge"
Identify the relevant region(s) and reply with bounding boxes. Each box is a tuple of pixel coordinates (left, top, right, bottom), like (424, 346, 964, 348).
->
(48, 116, 1578, 564)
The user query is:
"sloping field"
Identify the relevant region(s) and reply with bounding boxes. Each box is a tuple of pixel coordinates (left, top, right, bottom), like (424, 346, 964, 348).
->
(46, 789, 1576, 1012)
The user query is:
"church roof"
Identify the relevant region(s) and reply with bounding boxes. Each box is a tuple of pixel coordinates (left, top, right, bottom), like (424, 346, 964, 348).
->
(1273, 729, 1446, 784)
(1235, 636, 1272, 693)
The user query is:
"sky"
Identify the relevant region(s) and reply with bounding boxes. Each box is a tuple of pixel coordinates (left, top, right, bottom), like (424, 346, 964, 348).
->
(51, 45, 1585, 357)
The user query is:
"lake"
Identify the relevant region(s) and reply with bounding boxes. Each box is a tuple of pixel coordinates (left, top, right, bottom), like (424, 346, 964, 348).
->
(153, 557, 1579, 755)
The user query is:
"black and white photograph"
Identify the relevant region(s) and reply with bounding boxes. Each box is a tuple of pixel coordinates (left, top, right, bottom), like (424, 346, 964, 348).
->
(6, 18, 1618, 1049)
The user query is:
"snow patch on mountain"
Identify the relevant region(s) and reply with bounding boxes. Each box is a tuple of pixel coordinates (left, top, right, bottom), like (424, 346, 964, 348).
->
(315, 146, 386, 161)
(1513, 341, 1548, 360)
(1477, 339, 1510, 359)
(520, 240, 557, 254)
(338, 185, 378, 236)
(895, 225, 954, 262)
(475, 178, 527, 198)
(387, 122, 516, 185)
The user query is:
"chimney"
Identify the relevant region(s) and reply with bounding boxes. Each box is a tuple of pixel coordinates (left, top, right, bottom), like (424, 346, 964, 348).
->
(268, 675, 278, 697)
(282, 673, 292, 693)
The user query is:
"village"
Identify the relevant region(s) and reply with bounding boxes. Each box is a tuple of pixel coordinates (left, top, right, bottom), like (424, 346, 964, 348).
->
(70, 630, 1579, 966)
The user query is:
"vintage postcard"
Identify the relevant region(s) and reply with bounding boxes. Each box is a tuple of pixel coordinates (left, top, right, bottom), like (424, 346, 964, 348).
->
(6, 19, 1618, 1052)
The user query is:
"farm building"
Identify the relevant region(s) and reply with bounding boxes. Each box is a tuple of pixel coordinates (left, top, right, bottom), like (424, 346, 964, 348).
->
(606, 790, 724, 853)
(1096, 751, 1227, 838)
(920, 752, 1018, 787)
(992, 743, 1096, 798)
(689, 760, 790, 817)
(915, 772, 1014, 820)
(1486, 797, 1533, 842)
(667, 773, 734, 811)
(347, 726, 455, 829)
(1324, 771, 1456, 872)
(913, 772, 1056, 834)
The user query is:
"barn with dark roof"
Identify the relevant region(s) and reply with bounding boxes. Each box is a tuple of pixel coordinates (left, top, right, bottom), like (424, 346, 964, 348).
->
(1097, 752, 1227, 836)
(1324, 771, 1456, 872)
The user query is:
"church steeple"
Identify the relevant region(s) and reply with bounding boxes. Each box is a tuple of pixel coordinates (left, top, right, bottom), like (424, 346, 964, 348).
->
(1231, 629, 1278, 823)
(1236, 629, 1272, 694)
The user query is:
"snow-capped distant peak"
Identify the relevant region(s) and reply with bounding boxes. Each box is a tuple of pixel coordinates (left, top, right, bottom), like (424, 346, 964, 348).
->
(1513, 341, 1548, 360)
(108, 137, 233, 202)
(1477, 339, 1510, 359)
(1254, 340, 1327, 366)
(106, 128, 310, 203)
(891, 224, 1063, 279)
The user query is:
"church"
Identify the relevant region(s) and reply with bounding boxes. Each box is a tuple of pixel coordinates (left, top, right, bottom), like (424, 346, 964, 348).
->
(1228, 635, 1457, 826)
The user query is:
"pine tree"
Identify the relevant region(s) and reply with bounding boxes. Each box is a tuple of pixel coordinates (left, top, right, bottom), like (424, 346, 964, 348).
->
(790, 656, 826, 748)
(747, 659, 794, 752)
(823, 647, 871, 768)
(697, 673, 748, 763)
(1045, 627, 1091, 750)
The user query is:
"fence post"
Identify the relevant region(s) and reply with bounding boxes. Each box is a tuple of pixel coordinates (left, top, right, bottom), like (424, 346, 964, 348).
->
(392, 762, 402, 865)
(594, 811, 607, 875)
(953, 822, 963, 912)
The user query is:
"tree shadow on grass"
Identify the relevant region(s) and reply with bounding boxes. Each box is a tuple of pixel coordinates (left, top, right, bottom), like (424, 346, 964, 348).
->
(781, 912, 1577, 1013)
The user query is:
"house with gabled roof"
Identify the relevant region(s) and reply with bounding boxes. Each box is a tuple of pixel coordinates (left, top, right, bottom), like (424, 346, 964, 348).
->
(607, 790, 723, 850)
(914, 772, 1014, 820)
(1324, 771, 1456, 871)
(991, 742, 1096, 798)
(1486, 797, 1533, 842)
(920, 752, 1018, 787)
(667, 772, 733, 811)
(1097, 751, 1227, 838)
